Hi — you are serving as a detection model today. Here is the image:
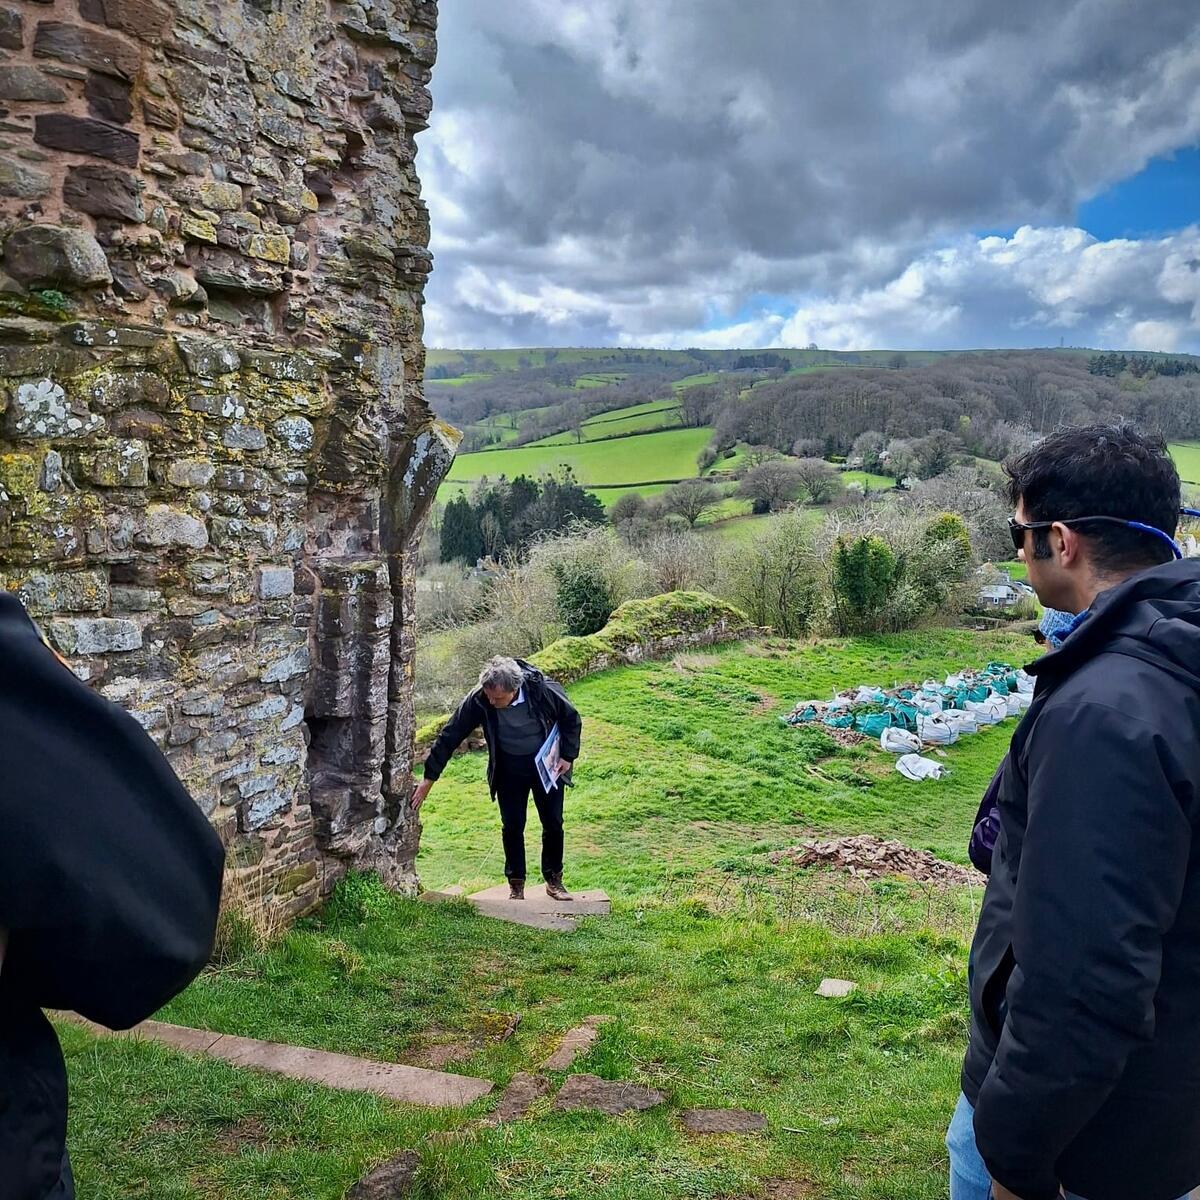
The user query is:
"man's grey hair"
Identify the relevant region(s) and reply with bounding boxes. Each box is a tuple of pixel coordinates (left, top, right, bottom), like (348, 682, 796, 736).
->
(479, 655, 524, 694)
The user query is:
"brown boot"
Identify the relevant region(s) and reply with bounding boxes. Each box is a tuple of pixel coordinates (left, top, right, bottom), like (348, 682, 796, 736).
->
(544, 874, 573, 902)
(508, 878, 525, 901)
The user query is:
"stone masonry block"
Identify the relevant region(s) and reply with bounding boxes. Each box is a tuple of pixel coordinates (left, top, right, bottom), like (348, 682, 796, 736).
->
(141, 505, 208, 549)
(47, 617, 142, 655)
(257, 566, 295, 599)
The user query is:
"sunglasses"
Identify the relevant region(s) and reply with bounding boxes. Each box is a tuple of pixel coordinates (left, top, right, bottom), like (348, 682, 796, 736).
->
(1008, 515, 1188, 560)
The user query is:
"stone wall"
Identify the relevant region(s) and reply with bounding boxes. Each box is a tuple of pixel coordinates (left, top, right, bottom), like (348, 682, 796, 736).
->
(0, 0, 456, 917)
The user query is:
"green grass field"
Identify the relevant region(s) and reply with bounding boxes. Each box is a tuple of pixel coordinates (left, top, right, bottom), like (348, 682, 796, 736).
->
(445, 426, 713, 489)
(840, 470, 895, 491)
(67, 628, 1029, 1199)
(528, 401, 684, 447)
(1170, 442, 1200, 484)
(673, 372, 719, 390)
(573, 372, 630, 388)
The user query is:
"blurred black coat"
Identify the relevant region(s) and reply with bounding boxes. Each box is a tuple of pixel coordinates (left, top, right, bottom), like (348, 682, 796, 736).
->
(0, 594, 224, 1199)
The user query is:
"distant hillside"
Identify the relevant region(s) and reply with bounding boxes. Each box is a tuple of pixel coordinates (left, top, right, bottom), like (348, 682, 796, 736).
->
(426, 344, 1105, 383)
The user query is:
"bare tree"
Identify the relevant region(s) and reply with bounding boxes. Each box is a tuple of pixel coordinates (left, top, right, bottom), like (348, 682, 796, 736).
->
(743, 444, 781, 470)
(792, 458, 843, 504)
(677, 383, 718, 428)
(565, 400, 587, 444)
(738, 460, 804, 512)
(662, 478, 722, 527)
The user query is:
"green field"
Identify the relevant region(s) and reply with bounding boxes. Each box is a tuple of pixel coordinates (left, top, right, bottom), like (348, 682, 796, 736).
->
(67, 628, 1028, 1199)
(427, 373, 494, 387)
(573, 372, 630, 389)
(1170, 442, 1200, 484)
(529, 401, 683, 447)
(673, 372, 719, 390)
(840, 469, 895, 491)
(445, 426, 713, 489)
(425, 347, 1095, 385)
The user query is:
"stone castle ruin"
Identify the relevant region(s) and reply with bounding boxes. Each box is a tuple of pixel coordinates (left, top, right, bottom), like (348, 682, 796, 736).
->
(0, 0, 455, 915)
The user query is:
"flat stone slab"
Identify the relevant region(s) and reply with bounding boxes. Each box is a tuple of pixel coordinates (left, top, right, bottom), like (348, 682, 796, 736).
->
(815, 978, 857, 998)
(541, 1016, 611, 1071)
(554, 1073, 667, 1115)
(66, 1017, 492, 1108)
(347, 1150, 420, 1198)
(468, 899, 579, 932)
(468, 883, 614, 926)
(484, 1072, 551, 1124)
(680, 1108, 768, 1134)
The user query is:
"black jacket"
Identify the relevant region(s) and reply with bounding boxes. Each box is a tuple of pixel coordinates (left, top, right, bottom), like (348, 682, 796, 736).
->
(423, 660, 582, 798)
(963, 560, 1200, 1200)
(0, 594, 225, 1199)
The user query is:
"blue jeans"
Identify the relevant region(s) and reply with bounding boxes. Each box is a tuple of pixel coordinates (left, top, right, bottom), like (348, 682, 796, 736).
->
(946, 1093, 1191, 1200)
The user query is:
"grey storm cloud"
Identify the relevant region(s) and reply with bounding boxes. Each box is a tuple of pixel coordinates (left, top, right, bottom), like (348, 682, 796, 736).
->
(418, 0, 1200, 350)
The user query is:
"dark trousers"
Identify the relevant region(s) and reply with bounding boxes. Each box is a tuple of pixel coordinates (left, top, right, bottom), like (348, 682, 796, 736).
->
(495, 758, 563, 882)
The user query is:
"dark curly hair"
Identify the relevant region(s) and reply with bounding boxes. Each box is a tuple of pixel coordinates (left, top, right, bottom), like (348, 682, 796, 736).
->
(1004, 424, 1181, 574)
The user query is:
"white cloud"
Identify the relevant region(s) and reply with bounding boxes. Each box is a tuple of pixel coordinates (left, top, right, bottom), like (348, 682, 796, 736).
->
(623, 228, 1200, 353)
(420, 0, 1200, 349)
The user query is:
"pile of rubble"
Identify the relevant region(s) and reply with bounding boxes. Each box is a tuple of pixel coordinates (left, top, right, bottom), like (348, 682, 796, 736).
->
(770, 834, 984, 887)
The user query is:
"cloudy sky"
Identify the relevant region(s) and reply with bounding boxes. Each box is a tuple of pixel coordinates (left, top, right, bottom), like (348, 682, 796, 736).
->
(419, 0, 1200, 352)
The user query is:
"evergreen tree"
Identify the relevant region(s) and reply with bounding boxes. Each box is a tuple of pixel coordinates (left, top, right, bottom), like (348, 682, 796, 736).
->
(440, 496, 484, 564)
(832, 534, 897, 633)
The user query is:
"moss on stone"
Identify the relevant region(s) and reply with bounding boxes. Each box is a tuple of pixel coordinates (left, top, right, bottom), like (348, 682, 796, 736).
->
(275, 861, 318, 894)
(531, 591, 752, 683)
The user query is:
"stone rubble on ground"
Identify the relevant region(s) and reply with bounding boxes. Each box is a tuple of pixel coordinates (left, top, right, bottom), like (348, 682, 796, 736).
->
(770, 834, 984, 887)
(554, 1074, 668, 1115)
(345, 1150, 420, 1200)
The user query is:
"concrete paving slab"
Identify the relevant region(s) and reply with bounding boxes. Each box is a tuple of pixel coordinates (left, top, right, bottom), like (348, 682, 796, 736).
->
(468, 882, 611, 917)
(468, 898, 578, 931)
(62, 1015, 492, 1108)
(483, 1072, 551, 1124)
(815, 978, 857, 998)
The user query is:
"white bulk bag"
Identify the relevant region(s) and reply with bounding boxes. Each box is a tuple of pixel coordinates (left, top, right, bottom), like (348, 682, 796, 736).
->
(917, 714, 958, 745)
(880, 727, 922, 755)
(896, 753, 946, 781)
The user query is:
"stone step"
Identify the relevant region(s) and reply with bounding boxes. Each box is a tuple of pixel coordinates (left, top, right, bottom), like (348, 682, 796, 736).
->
(465, 883, 611, 929)
(63, 1016, 493, 1108)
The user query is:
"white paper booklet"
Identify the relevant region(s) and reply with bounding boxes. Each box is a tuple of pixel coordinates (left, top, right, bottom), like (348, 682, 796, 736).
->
(536, 722, 562, 792)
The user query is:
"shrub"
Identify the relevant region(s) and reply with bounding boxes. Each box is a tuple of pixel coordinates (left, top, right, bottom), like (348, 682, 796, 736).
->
(552, 559, 617, 636)
(712, 511, 820, 636)
(831, 534, 898, 633)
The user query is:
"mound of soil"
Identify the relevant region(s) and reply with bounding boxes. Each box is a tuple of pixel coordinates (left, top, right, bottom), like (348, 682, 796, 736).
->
(769, 834, 983, 887)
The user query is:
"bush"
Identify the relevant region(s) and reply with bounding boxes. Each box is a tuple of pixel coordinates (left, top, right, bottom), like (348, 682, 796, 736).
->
(831, 534, 898, 633)
(552, 558, 617, 636)
(711, 511, 820, 636)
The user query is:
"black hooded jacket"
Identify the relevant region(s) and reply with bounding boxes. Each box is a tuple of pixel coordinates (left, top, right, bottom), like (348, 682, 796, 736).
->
(422, 660, 582, 797)
(0, 594, 225, 1199)
(963, 560, 1200, 1200)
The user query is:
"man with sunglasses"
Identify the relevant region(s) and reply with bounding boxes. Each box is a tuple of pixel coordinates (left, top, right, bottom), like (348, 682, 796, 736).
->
(948, 424, 1200, 1200)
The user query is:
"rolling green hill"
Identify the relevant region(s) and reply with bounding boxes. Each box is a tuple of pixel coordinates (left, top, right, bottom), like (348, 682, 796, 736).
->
(444, 425, 714, 490)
